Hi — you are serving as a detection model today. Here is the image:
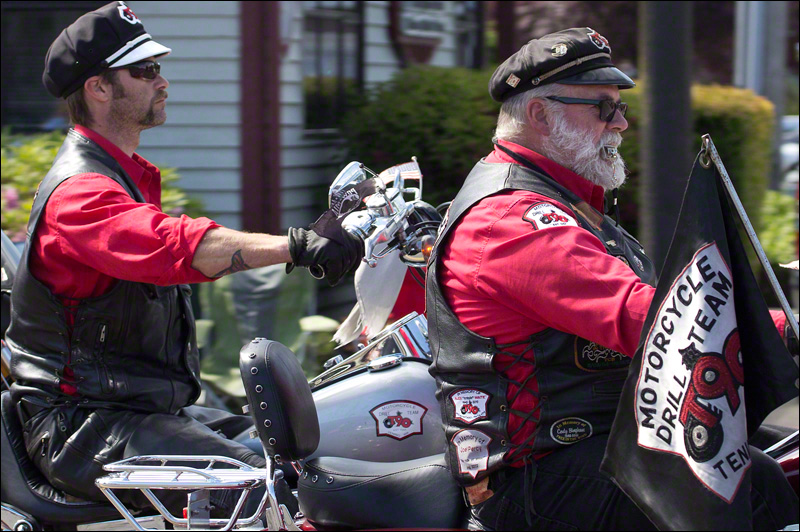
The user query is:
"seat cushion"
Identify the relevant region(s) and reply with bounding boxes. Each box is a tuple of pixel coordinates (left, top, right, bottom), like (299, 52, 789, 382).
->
(298, 453, 466, 529)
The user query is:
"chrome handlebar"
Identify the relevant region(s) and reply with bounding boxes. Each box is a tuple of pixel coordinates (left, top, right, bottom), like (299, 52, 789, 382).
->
(339, 165, 425, 268)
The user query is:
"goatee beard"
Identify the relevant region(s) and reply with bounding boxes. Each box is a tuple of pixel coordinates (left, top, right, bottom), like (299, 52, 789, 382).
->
(541, 112, 628, 190)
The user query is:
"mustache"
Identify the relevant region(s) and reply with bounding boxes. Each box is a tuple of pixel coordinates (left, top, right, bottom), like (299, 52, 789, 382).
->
(600, 131, 623, 149)
(153, 90, 168, 102)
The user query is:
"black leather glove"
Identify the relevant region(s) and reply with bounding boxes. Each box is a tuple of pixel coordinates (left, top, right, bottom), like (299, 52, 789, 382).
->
(287, 227, 364, 286)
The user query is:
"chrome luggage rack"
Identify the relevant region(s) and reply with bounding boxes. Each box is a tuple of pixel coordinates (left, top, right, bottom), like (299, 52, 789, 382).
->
(95, 454, 298, 531)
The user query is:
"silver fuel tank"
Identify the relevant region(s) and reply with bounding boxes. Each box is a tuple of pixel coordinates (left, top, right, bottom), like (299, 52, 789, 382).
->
(307, 313, 446, 461)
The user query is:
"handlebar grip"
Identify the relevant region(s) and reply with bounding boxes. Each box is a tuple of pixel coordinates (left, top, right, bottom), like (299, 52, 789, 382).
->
(309, 265, 325, 279)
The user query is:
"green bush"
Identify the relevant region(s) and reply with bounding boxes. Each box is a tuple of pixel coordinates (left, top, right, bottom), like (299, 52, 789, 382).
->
(1, 129, 205, 242)
(342, 65, 501, 206)
(616, 83, 775, 239)
(759, 189, 798, 265)
(342, 67, 775, 240)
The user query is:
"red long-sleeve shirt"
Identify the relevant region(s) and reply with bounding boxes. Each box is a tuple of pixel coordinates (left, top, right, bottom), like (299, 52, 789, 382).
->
(438, 140, 787, 463)
(30, 125, 220, 305)
(28, 126, 220, 393)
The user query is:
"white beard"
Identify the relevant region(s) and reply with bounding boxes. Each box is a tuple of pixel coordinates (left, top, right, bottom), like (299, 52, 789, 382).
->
(540, 111, 628, 190)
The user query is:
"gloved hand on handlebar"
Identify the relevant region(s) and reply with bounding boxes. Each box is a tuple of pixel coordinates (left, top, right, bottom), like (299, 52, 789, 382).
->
(286, 227, 364, 286)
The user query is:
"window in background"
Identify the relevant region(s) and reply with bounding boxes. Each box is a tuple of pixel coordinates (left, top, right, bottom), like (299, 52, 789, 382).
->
(302, 1, 364, 132)
(1, 2, 106, 133)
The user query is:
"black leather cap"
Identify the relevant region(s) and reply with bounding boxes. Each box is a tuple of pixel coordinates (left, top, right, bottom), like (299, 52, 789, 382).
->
(43, 1, 170, 99)
(489, 27, 634, 102)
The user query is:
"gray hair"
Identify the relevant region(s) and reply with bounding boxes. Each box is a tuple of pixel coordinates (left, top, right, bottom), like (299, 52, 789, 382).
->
(493, 83, 570, 143)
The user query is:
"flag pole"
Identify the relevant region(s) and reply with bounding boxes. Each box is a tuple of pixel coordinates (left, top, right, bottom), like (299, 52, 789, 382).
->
(700, 134, 799, 340)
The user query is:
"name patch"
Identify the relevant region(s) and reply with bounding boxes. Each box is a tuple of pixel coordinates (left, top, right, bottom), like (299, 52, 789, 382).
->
(523, 202, 578, 230)
(452, 429, 492, 479)
(550, 417, 593, 445)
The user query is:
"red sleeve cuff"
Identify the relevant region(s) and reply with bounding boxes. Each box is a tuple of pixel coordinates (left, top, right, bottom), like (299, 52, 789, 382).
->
(155, 216, 221, 285)
(769, 309, 787, 340)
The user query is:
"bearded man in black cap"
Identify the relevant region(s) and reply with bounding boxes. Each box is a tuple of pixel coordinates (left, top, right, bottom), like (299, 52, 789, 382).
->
(426, 27, 798, 530)
(6, 0, 362, 520)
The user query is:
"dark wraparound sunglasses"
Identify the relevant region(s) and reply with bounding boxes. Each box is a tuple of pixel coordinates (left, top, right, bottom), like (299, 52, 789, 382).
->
(546, 96, 628, 122)
(111, 60, 161, 80)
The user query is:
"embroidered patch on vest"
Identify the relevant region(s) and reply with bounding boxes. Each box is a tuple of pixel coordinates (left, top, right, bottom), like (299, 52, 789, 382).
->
(452, 429, 492, 479)
(550, 417, 593, 444)
(450, 389, 490, 424)
(574, 337, 629, 372)
(522, 202, 578, 230)
(370, 400, 427, 440)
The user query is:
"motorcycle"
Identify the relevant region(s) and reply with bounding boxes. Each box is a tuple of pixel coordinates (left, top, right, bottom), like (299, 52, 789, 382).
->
(1, 160, 798, 531)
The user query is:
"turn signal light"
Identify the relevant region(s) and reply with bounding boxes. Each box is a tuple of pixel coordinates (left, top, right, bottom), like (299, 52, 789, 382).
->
(421, 234, 435, 262)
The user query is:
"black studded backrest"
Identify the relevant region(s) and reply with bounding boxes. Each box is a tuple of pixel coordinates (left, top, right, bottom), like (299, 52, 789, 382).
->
(239, 338, 320, 461)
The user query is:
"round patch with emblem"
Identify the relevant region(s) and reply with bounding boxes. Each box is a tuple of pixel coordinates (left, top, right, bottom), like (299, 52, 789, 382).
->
(550, 417, 593, 445)
(522, 202, 578, 230)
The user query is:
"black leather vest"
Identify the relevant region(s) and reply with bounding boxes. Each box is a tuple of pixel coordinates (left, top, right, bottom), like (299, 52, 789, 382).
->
(427, 158, 656, 485)
(7, 129, 201, 414)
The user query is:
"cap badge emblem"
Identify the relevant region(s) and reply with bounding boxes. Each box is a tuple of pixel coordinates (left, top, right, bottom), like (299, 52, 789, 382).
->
(552, 43, 568, 57)
(118, 2, 142, 25)
(586, 28, 611, 52)
(505, 74, 521, 88)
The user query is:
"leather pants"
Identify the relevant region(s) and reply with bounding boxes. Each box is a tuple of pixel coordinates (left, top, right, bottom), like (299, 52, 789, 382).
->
(19, 400, 296, 519)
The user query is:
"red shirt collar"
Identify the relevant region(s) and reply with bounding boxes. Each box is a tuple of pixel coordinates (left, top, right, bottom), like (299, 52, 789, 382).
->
(487, 139, 606, 211)
(73, 125, 161, 205)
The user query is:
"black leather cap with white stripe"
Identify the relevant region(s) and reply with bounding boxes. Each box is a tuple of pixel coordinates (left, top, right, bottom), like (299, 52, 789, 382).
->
(43, 1, 171, 98)
(489, 27, 635, 103)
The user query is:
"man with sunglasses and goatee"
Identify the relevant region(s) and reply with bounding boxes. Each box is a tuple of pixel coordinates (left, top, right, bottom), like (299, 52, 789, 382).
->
(426, 28, 798, 530)
(5, 1, 362, 520)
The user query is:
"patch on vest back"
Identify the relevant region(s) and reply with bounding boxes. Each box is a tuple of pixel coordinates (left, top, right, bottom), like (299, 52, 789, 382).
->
(452, 429, 492, 479)
(574, 337, 629, 371)
(450, 389, 490, 424)
(522, 202, 578, 230)
(550, 417, 593, 444)
(370, 401, 427, 440)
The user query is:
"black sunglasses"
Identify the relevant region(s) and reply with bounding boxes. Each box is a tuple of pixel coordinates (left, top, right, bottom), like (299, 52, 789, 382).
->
(111, 60, 161, 80)
(546, 96, 628, 123)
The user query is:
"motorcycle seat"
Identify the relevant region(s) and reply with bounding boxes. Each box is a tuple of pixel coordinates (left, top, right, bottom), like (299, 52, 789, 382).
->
(0, 390, 122, 524)
(239, 338, 320, 461)
(298, 453, 467, 529)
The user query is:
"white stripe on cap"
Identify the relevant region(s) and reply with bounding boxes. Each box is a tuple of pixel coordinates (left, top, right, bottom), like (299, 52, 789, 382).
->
(104, 33, 153, 66)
